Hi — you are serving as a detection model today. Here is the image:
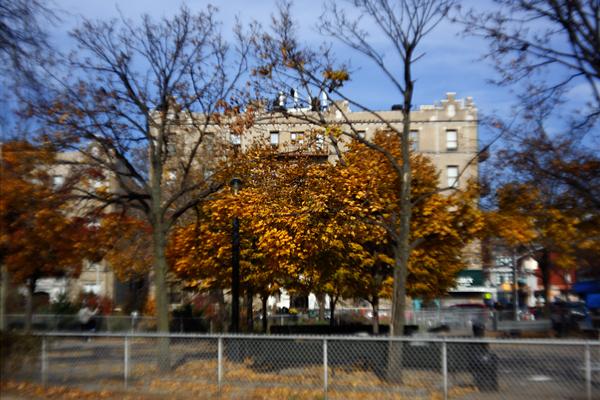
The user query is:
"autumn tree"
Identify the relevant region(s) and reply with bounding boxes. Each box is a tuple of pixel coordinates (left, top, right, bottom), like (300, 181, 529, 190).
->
(98, 212, 153, 312)
(481, 88, 600, 317)
(456, 0, 600, 213)
(254, 0, 479, 344)
(34, 6, 255, 368)
(168, 138, 340, 332)
(455, 0, 600, 118)
(484, 181, 599, 318)
(453, 1, 600, 316)
(169, 128, 483, 339)
(0, 140, 101, 329)
(326, 131, 483, 332)
(0, 0, 61, 331)
(0, 0, 58, 88)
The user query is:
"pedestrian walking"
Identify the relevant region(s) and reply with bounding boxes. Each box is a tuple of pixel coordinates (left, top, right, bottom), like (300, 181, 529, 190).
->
(78, 304, 98, 332)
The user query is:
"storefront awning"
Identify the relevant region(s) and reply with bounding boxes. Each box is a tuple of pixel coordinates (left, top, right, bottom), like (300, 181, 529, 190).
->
(449, 270, 492, 293)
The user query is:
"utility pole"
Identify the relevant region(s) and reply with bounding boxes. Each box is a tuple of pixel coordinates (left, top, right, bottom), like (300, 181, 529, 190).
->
(513, 248, 519, 321)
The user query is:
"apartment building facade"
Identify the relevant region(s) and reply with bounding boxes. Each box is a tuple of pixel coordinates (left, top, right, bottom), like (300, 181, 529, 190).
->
(231, 92, 486, 309)
(32, 92, 486, 312)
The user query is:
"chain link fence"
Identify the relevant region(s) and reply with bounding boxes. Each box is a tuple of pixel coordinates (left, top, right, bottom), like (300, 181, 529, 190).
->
(5, 310, 493, 334)
(3, 332, 599, 400)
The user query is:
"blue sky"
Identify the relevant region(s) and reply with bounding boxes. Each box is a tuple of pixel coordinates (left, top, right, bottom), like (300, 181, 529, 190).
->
(44, 0, 573, 146)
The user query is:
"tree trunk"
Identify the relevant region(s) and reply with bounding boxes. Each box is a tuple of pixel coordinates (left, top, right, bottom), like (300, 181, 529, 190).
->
(246, 285, 253, 333)
(329, 294, 338, 326)
(387, 241, 409, 382)
(218, 289, 228, 333)
(25, 278, 36, 330)
(387, 53, 414, 383)
(371, 262, 384, 335)
(152, 222, 170, 372)
(261, 294, 268, 333)
(318, 293, 326, 323)
(0, 263, 8, 331)
(539, 250, 552, 319)
(372, 296, 380, 334)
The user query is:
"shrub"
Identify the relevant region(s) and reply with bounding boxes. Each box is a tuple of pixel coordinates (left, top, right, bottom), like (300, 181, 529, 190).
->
(39, 292, 78, 315)
(170, 296, 210, 333)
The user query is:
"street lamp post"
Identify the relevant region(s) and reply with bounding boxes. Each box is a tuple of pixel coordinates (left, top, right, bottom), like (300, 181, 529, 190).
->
(230, 178, 242, 333)
(513, 248, 519, 322)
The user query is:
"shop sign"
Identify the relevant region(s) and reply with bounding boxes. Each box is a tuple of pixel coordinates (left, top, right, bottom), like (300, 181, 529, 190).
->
(455, 270, 483, 288)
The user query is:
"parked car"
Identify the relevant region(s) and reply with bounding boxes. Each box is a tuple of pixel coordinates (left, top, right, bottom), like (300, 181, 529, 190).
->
(550, 302, 590, 331)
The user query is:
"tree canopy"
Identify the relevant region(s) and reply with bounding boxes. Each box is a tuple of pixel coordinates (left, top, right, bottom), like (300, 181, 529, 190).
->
(0, 140, 101, 328)
(168, 128, 484, 333)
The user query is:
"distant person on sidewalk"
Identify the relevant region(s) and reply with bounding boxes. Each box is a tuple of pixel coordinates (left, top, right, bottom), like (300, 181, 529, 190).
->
(78, 305, 98, 332)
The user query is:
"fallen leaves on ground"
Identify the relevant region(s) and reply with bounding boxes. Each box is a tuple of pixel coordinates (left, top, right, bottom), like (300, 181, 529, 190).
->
(2, 380, 148, 400)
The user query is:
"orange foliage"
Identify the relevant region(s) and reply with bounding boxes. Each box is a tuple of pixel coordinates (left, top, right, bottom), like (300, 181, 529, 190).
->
(1, 141, 102, 287)
(168, 130, 483, 304)
(98, 212, 153, 281)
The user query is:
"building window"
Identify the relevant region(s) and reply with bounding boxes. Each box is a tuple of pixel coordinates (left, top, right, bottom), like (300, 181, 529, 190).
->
(410, 130, 419, 152)
(447, 130, 457, 151)
(315, 132, 324, 149)
(270, 131, 279, 147)
(86, 261, 101, 270)
(52, 175, 65, 189)
(168, 285, 182, 304)
(447, 166, 458, 187)
(83, 284, 100, 295)
(494, 255, 511, 267)
(291, 132, 303, 145)
(496, 273, 512, 285)
(231, 134, 241, 146)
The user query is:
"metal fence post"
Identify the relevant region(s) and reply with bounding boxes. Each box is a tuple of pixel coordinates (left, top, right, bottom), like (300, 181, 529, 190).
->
(323, 339, 328, 400)
(124, 336, 129, 391)
(41, 336, 47, 387)
(218, 337, 223, 397)
(585, 342, 591, 400)
(442, 339, 447, 400)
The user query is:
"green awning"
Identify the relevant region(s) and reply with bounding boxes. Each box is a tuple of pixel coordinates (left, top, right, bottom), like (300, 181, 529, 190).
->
(455, 270, 484, 288)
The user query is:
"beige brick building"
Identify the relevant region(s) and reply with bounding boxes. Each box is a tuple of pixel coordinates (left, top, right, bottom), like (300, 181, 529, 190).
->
(230, 92, 486, 308)
(36, 92, 486, 309)
(235, 92, 479, 193)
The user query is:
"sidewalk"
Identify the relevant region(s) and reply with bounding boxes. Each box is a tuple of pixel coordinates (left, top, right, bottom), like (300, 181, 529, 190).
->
(0, 381, 228, 400)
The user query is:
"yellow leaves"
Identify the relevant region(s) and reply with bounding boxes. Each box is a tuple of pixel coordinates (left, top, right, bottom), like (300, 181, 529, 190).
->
(322, 68, 350, 85)
(1, 380, 116, 399)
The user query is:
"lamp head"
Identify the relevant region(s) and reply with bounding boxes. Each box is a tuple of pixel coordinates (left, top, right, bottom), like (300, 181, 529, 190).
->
(229, 178, 243, 196)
